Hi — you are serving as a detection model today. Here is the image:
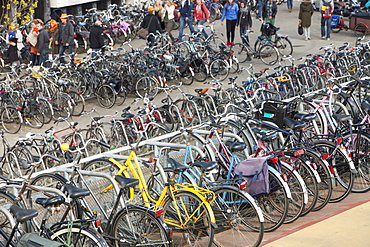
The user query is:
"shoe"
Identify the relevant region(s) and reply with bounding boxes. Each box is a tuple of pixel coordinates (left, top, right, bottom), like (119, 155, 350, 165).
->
(327, 38, 330, 41)
(288, 7, 292, 12)
(246, 55, 252, 61)
(321, 36, 326, 39)
(230, 42, 234, 46)
(305, 38, 308, 41)
(226, 42, 231, 46)
(308, 37, 311, 40)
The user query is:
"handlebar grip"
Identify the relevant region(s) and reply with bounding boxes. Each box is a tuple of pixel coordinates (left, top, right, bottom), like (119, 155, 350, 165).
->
(142, 161, 150, 168)
(99, 141, 111, 149)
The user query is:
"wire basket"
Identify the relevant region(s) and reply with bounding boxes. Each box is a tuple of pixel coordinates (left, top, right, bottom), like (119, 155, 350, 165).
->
(31, 66, 48, 79)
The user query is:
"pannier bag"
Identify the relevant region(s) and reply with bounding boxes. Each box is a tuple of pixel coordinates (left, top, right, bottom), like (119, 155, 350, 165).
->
(234, 156, 270, 196)
(17, 233, 63, 247)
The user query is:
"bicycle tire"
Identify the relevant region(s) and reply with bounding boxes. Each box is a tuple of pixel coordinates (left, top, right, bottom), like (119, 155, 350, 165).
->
(135, 76, 159, 98)
(279, 162, 306, 223)
(342, 131, 370, 193)
(211, 186, 264, 247)
(0, 107, 22, 134)
(0, 206, 15, 242)
(232, 43, 252, 63)
(180, 66, 194, 85)
(111, 205, 172, 247)
(173, 99, 197, 127)
(51, 94, 72, 120)
(275, 37, 293, 57)
(24, 107, 44, 129)
(192, 59, 208, 82)
(161, 191, 214, 247)
(96, 84, 116, 109)
(50, 226, 109, 247)
(258, 44, 279, 65)
(68, 91, 85, 116)
(312, 140, 354, 202)
(37, 98, 54, 124)
(229, 57, 240, 74)
(154, 108, 175, 132)
(26, 173, 79, 226)
(209, 59, 229, 81)
(255, 167, 289, 232)
(207, 36, 225, 51)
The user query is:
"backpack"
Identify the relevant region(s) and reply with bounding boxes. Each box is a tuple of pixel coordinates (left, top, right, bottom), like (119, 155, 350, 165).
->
(321, 0, 332, 18)
(201, 4, 210, 19)
(234, 156, 270, 197)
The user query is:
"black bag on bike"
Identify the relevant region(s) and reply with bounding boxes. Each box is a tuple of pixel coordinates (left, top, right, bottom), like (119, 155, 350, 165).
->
(16, 233, 63, 247)
(234, 156, 270, 197)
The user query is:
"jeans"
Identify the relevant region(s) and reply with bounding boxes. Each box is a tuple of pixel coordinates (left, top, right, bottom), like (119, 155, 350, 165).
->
(59, 44, 74, 63)
(178, 16, 195, 41)
(257, 0, 263, 17)
(239, 26, 249, 45)
(39, 48, 49, 67)
(287, 0, 293, 9)
(321, 17, 331, 38)
(197, 19, 208, 39)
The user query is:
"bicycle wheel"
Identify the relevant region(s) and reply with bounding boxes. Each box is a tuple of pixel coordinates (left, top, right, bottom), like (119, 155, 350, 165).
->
(343, 131, 370, 193)
(232, 43, 252, 63)
(96, 84, 116, 109)
(255, 168, 289, 232)
(172, 99, 197, 127)
(37, 98, 54, 124)
(312, 140, 354, 202)
(258, 44, 279, 65)
(51, 94, 72, 120)
(24, 107, 44, 129)
(180, 66, 194, 85)
(26, 173, 77, 226)
(211, 186, 264, 247)
(275, 37, 293, 57)
(154, 108, 175, 132)
(50, 226, 108, 247)
(0, 107, 22, 134)
(229, 57, 240, 74)
(112, 206, 172, 247)
(63, 133, 85, 153)
(192, 59, 208, 82)
(209, 59, 229, 81)
(0, 206, 15, 244)
(135, 76, 159, 98)
(207, 36, 225, 51)
(176, 42, 190, 58)
(279, 162, 306, 223)
(162, 191, 214, 247)
(68, 91, 85, 116)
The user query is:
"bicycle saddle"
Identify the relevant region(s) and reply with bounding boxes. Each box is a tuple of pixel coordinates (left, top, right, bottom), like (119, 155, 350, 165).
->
(283, 117, 305, 130)
(63, 184, 90, 199)
(191, 161, 218, 172)
(293, 113, 316, 121)
(225, 141, 247, 152)
(35, 195, 65, 208)
(332, 114, 352, 122)
(10, 205, 38, 223)
(168, 158, 189, 173)
(115, 175, 139, 189)
(251, 127, 278, 142)
(121, 112, 135, 118)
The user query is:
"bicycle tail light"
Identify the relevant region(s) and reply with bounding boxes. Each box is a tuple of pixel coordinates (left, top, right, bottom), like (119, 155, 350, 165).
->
(95, 219, 101, 227)
(155, 209, 164, 217)
(239, 180, 247, 190)
(321, 153, 329, 159)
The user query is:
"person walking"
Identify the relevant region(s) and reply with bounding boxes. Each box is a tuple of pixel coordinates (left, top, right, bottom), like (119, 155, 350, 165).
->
(263, 0, 278, 25)
(237, 1, 252, 45)
(162, 0, 176, 41)
(141, 7, 162, 46)
(26, 19, 40, 66)
(89, 20, 104, 58)
(56, 13, 74, 63)
(48, 19, 59, 58)
(287, 0, 293, 12)
(221, 0, 239, 46)
(177, 0, 195, 41)
(193, 0, 210, 38)
(320, 0, 334, 40)
(36, 20, 50, 67)
(299, 0, 314, 40)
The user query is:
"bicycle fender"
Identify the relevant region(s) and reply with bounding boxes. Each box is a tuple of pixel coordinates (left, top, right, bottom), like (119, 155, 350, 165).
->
(268, 166, 292, 199)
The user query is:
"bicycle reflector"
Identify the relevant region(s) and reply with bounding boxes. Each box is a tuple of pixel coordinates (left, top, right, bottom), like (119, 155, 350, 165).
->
(239, 180, 247, 190)
(328, 165, 335, 174)
(155, 209, 164, 217)
(336, 137, 343, 144)
(321, 153, 329, 159)
(270, 157, 279, 164)
(280, 174, 288, 182)
(60, 143, 70, 151)
(95, 219, 101, 227)
(294, 150, 304, 156)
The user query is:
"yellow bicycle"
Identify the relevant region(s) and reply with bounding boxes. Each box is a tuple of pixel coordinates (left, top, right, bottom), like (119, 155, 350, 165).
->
(84, 150, 217, 247)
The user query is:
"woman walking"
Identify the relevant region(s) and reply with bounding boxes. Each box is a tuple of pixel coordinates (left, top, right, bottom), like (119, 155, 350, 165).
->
(237, 1, 252, 45)
(221, 0, 239, 46)
(162, 0, 176, 41)
(298, 0, 314, 40)
(193, 0, 210, 38)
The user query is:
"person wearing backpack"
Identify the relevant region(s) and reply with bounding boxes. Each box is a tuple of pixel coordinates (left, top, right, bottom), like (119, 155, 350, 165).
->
(320, 0, 334, 40)
(194, 0, 210, 38)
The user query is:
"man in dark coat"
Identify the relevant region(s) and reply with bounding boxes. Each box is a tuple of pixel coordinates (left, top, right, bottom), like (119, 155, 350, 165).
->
(7, 37, 19, 66)
(141, 7, 162, 46)
(56, 13, 74, 63)
(177, 0, 195, 41)
(36, 20, 50, 67)
(89, 20, 104, 58)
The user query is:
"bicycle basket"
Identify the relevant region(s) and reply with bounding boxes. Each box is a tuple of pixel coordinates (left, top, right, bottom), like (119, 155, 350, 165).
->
(260, 23, 279, 37)
(17, 233, 63, 247)
(255, 99, 299, 128)
(31, 66, 48, 79)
